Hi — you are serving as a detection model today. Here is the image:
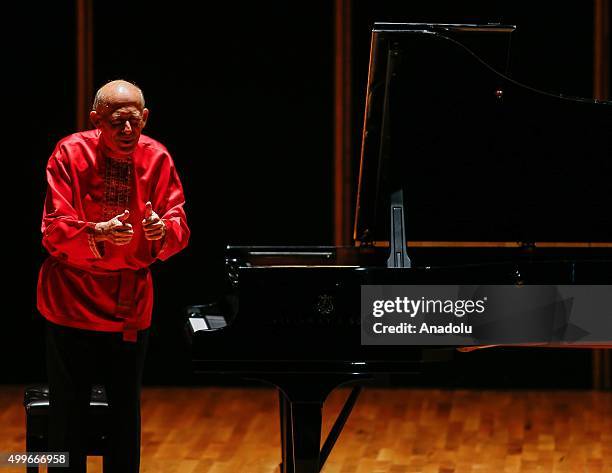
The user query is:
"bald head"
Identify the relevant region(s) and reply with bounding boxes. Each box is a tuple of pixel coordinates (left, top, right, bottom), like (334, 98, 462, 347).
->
(93, 80, 145, 113)
(89, 80, 149, 158)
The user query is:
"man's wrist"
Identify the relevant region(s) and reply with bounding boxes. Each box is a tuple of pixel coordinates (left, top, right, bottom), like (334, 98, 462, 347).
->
(93, 222, 109, 242)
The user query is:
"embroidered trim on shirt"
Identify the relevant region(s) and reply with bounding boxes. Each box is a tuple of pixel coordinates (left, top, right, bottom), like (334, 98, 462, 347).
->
(102, 157, 132, 220)
(87, 233, 103, 259)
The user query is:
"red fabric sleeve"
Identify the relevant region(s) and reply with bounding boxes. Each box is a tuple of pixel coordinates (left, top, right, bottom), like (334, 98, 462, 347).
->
(150, 155, 190, 261)
(41, 151, 102, 264)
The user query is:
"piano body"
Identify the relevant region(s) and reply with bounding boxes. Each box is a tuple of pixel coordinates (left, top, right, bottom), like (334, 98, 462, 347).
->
(186, 23, 612, 473)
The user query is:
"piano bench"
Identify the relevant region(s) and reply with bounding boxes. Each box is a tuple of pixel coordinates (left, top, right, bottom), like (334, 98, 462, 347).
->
(23, 384, 109, 473)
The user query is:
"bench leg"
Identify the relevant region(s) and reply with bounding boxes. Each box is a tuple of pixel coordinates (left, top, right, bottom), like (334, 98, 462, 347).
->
(25, 417, 41, 473)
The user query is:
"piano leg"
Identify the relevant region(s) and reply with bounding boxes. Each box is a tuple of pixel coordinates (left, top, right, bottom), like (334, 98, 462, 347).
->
(273, 374, 370, 473)
(279, 391, 294, 473)
(279, 391, 322, 473)
(289, 400, 323, 473)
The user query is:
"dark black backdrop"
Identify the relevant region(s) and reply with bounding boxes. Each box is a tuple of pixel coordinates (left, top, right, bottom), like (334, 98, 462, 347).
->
(5, 0, 606, 388)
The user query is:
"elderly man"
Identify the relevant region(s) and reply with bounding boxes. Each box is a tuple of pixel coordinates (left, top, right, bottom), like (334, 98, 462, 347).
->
(37, 80, 189, 472)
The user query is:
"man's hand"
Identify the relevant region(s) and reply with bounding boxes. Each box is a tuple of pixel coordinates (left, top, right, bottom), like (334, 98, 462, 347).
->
(142, 201, 166, 241)
(94, 210, 134, 245)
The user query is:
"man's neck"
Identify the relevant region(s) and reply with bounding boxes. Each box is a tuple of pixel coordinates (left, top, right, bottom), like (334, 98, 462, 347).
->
(99, 143, 132, 162)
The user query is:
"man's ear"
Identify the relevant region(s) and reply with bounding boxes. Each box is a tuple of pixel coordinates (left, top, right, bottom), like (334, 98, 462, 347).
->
(89, 110, 100, 128)
(141, 108, 149, 129)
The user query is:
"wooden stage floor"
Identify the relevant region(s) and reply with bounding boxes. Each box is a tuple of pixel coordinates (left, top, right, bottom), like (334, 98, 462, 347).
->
(1, 386, 611, 472)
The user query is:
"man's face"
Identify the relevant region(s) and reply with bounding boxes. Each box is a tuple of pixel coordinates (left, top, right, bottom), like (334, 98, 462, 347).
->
(91, 102, 149, 157)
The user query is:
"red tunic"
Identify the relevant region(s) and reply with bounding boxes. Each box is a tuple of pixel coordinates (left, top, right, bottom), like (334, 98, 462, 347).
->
(37, 130, 190, 341)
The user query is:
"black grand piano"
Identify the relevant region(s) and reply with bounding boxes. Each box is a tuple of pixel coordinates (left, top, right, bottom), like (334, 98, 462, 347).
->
(186, 23, 612, 473)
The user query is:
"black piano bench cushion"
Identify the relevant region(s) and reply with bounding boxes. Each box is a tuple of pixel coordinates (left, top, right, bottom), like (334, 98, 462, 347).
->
(24, 384, 109, 412)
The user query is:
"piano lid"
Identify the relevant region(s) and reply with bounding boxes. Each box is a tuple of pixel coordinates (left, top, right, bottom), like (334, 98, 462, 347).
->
(354, 23, 612, 246)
